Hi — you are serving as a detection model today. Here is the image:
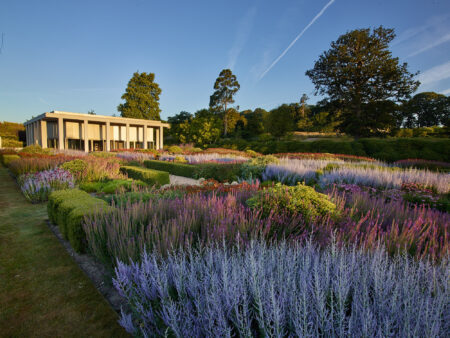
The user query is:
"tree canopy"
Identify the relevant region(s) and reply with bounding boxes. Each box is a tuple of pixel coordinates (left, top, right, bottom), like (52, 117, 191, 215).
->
(118, 72, 162, 120)
(402, 92, 449, 128)
(306, 26, 419, 136)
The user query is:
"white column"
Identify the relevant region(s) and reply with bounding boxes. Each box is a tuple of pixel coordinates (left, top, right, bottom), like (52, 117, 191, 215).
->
(143, 125, 148, 149)
(160, 126, 164, 149)
(84, 120, 89, 152)
(40, 120, 47, 148)
(57, 118, 64, 150)
(125, 123, 130, 149)
(155, 128, 160, 150)
(106, 121, 110, 151)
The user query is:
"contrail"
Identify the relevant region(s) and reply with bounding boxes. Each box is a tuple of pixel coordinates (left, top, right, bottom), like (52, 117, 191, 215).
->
(259, 0, 336, 80)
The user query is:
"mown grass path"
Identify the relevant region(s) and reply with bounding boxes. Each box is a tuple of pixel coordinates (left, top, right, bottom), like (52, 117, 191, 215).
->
(0, 166, 127, 337)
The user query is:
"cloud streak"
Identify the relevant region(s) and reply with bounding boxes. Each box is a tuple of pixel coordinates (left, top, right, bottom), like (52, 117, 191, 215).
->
(417, 60, 450, 85)
(259, 0, 335, 80)
(227, 7, 257, 70)
(407, 32, 450, 57)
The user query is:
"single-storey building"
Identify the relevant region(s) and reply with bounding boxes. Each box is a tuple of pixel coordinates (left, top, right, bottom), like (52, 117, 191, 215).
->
(24, 111, 170, 152)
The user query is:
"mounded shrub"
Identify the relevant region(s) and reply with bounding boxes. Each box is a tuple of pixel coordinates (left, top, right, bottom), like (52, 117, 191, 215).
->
(247, 182, 337, 222)
(47, 189, 111, 252)
(144, 160, 197, 178)
(120, 165, 170, 186)
(61, 159, 87, 180)
(1, 154, 20, 166)
(167, 145, 183, 154)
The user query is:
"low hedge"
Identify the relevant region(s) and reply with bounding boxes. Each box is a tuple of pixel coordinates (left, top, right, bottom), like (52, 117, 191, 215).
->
(210, 137, 450, 162)
(120, 166, 170, 185)
(193, 163, 243, 182)
(143, 160, 197, 178)
(1, 154, 20, 166)
(47, 189, 112, 253)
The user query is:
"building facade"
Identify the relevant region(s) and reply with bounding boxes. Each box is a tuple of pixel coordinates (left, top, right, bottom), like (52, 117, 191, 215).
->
(24, 111, 169, 152)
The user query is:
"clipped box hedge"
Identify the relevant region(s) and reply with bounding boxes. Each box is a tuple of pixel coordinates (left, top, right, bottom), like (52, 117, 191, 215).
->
(121, 165, 170, 186)
(1, 154, 20, 166)
(47, 189, 112, 253)
(143, 160, 197, 178)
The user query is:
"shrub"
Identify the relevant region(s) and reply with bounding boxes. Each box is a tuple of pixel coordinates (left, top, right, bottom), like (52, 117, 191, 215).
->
(19, 144, 53, 155)
(174, 155, 187, 163)
(144, 160, 197, 178)
(61, 159, 88, 181)
(2, 154, 20, 166)
(19, 168, 75, 203)
(247, 183, 337, 222)
(194, 163, 243, 182)
(47, 189, 111, 252)
(120, 166, 170, 185)
(167, 145, 183, 154)
(114, 241, 449, 337)
(79, 181, 104, 193)
(81, 156, 124, 182)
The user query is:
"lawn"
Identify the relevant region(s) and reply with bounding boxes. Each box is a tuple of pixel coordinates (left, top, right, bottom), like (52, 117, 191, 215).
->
(0, 165, 127, 337)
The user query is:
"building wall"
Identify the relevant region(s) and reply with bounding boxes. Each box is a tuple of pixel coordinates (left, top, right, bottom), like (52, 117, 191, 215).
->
(25, 114, 167, 152)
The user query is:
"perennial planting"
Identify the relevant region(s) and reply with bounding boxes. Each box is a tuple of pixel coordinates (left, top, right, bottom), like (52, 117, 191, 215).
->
(2, 146, 449, 336)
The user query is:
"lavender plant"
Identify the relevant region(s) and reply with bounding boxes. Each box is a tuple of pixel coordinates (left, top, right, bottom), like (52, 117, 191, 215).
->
(116, 151, 155, 162)
(19, 168, 75, 203)
(114, 241, 450, 337)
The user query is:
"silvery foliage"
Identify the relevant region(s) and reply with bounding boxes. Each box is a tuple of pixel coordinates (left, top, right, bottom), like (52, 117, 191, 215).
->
(319, 166, 449, 193)
(262, 159, 344, 184)
(114, 240, 449, 337)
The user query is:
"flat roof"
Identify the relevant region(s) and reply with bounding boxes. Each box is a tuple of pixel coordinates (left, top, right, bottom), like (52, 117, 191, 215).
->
(24, 111, 170, 128)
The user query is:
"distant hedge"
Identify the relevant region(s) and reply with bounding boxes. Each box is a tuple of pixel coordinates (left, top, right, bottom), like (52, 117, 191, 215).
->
(144, 160, 197, 178)
(120, 166, 170, 186)
(210, 138, 450, 162)
(47, 189, 112, 253)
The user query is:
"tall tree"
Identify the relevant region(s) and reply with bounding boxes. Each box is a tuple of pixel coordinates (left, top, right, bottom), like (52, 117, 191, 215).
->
(306, 26, 419, 136)
(300, 94, 309, 118)
(118, 72, 162, 120)
(209, 69, 240, 136)
(402, 92, 450, 128)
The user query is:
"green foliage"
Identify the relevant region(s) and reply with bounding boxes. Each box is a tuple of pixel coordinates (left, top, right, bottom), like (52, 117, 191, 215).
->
(120, 165, 170, 185)
(144, 160, 197, 178)
(1, 154, 20, 166)
(241, 108, 267, 138)
(117, 71, 162, 120)
(402, 92, 449, 128)
(20, 144, 52, 155)
(306, 26, 419, 136)
(167, 145, 183, 154)
(265, 104, 296, 137)
(0, 121, 25, 148)
(79, 179, 146, 194)
(61, 159, 87, 181)
(104, 190, 185, 207)
(246, 183, 337, 222)
(47, 189, 111, 253)
(212, 137, 449, 162)
(188, 110, 222, 147)
(194, 163, 242, 182)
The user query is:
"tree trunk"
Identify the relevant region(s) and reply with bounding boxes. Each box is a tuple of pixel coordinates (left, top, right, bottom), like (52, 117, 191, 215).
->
(223, 103, 228, 136)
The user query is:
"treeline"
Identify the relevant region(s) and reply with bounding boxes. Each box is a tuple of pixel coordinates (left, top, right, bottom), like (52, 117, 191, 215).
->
(167, 93, 449, 146)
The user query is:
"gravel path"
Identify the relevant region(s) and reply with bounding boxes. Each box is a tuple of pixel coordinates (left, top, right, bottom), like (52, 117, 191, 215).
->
(168, 174, 202, 186)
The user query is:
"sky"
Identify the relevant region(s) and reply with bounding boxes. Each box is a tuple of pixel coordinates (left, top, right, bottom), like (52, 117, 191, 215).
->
(1, 0, 450, 123)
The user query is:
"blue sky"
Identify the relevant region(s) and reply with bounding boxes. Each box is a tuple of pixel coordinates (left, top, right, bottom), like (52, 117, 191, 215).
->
(1, 0, 449, 123)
